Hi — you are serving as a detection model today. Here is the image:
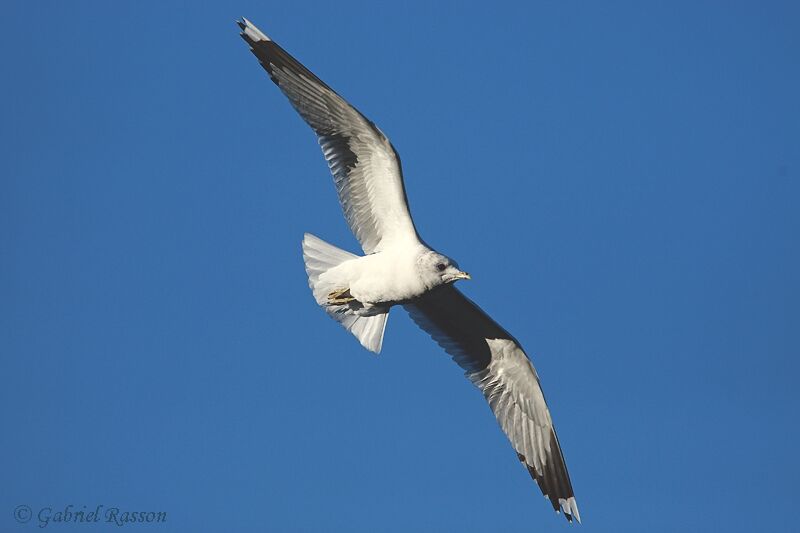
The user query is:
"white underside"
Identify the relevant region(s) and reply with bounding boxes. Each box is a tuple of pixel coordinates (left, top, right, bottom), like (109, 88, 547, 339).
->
(301, 233, 389, 353)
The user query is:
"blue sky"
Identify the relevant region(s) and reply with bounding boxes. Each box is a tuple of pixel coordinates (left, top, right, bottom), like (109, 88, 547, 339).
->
(2, 1, 799, 532)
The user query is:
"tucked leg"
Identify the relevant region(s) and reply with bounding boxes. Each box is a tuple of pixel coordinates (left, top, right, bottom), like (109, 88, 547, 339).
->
(328, 288, 356, 305)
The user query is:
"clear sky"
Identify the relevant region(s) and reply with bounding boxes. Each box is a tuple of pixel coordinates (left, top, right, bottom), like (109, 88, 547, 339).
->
(2, 1, 799, 532)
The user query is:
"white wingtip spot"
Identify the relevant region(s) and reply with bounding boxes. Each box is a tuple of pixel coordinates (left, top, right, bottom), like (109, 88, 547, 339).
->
(241, 17, 271, 42)
(559, 497, 581, 524)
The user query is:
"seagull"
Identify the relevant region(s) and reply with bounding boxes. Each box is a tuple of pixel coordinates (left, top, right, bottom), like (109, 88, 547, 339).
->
(237, 18, 580, 523)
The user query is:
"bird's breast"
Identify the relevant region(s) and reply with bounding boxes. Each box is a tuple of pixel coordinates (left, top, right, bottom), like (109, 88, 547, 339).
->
(348, 251, 427, 305)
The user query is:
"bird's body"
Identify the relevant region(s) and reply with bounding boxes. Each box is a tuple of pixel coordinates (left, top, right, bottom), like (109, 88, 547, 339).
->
(323, 242, 469, 305)
(238, 17, 581, 523)
(325, 243, 428, 305)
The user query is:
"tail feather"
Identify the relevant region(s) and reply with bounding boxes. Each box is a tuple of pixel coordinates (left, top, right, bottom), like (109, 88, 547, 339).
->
(302, 233, 357, 304)
(301, 233, 389, 353)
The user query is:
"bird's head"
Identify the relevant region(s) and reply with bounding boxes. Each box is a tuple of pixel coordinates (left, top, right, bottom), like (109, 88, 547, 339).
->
(417, 250, 471, 288)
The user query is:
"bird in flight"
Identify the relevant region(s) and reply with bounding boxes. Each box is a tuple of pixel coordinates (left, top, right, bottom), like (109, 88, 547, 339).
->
(237, 18, 580, 523)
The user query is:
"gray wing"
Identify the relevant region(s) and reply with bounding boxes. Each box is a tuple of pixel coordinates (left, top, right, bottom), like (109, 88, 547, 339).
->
(238, 18, 418, 254)
(404, 285, 580, 523)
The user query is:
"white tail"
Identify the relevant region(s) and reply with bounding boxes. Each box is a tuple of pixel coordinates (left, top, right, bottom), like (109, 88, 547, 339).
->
(301, 233, 389, 353)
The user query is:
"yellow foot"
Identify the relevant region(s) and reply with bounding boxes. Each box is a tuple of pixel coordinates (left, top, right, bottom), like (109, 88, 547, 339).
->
(328, 288, 355, 305)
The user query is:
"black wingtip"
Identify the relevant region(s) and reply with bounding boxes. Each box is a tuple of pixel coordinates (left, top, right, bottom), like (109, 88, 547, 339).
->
(236, 18, 246, 31)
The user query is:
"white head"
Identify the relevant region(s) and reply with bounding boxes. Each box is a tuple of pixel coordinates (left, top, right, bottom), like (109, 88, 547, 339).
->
(416, 250, 471, 289)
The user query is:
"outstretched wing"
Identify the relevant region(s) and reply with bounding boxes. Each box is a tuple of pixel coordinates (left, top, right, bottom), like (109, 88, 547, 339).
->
(237, 18, 418, 254)
(404, 285, 580, 523)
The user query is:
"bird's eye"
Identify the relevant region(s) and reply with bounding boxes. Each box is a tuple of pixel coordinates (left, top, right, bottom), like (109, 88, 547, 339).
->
(436, 263, 446, 272)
